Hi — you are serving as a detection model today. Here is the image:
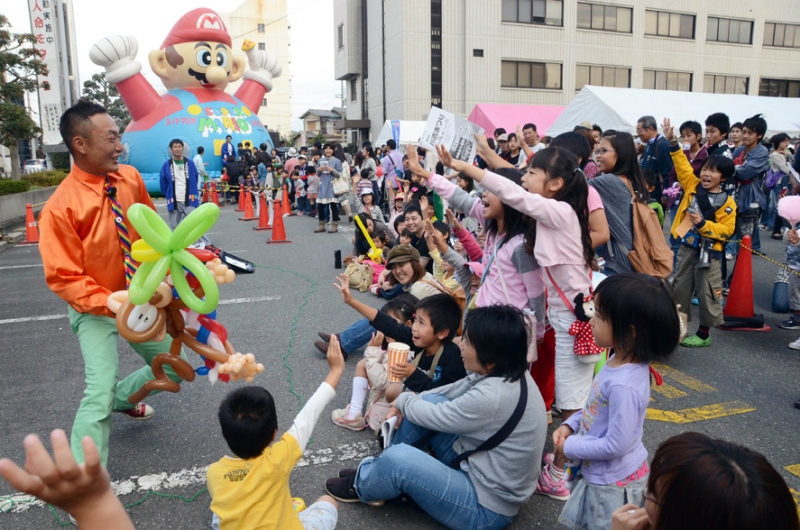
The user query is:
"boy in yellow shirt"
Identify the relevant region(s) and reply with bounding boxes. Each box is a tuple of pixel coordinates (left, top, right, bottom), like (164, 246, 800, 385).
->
(662, 118, 737, 348)
(207, 338, 346, 530)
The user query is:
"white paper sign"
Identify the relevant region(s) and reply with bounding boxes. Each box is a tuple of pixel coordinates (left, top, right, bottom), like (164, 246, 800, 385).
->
(28, 0, 64, 145)
(418, 107, 485, 164)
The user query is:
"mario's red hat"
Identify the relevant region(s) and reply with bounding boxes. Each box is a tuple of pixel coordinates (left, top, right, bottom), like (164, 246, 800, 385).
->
(161, 8, 231, 49)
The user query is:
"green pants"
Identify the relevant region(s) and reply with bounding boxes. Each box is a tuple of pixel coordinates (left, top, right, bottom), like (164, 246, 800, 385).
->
(673, 245, 724, 329)
(68, 307, 188, 466)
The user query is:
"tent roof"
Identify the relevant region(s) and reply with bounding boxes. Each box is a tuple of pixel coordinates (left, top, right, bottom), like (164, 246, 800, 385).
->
(374, 120, 427, 146)
(548, 86, 800, 138)
(468, 104, 566, 137)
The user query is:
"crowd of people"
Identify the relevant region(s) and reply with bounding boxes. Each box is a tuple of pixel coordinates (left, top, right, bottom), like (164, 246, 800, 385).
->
(2, 98, 800, 530)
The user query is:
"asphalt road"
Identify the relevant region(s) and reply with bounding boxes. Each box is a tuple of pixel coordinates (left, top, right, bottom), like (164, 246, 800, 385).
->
(1, 201, 799, 529)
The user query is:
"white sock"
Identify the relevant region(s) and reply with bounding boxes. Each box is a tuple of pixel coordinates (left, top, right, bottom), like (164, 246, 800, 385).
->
(347, 377, 370, 419)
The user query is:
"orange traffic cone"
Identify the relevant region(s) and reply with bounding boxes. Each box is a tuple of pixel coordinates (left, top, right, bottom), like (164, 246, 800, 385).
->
(267, 199, 291, 244)
(18, 203, 39, 245)
(281, 185, 293, 217)
(202, 182, 209, 203)
(210, 182, 220, 207)
(253, 192, 272, 231)
(235, 187, 245, 212)
(720, 235, 769, 331)
(239, 190, 257, 221)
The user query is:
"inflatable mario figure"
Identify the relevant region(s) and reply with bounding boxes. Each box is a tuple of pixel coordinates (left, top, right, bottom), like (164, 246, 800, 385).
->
(89, 8, 281, 193)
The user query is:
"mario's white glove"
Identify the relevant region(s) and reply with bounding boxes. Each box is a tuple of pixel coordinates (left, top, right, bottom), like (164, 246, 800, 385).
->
(89, 35, 141, 84)
(241, 40, 282, 92)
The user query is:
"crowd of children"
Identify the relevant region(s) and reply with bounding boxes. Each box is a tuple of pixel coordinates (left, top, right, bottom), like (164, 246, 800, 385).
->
(4, 115, 800, 530)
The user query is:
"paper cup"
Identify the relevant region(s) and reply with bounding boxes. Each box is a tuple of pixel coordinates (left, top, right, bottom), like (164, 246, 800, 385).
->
(387, 342, 411, 382)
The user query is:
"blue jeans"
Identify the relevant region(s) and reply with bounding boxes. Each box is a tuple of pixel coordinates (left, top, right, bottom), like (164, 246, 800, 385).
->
(354, 394, 515, 530)
(339, 318, 376, 354)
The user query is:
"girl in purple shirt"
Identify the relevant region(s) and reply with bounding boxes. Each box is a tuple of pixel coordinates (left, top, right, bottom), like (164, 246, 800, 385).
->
(554, 273, 680, 530)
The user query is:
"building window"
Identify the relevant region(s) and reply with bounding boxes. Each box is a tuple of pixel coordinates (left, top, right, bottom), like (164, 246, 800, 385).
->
(337, 23, 344, 49)
(257, 23, 265, 33)
(258, 42, 265, 51)
(707, 17, 753, 45)
(431, 0, 442, 108)
(577, 3, 632, 33)
(473, 49, 484, 57)
(759, 78, 800, 98)
(763, 23, 800, 48)
(575, 65, 629, 91)
(502, 0, 563, 27)
(643, 70, 692, 92)
(502, 60, 562, 89)
(704, 74, 749, 95)
(350, 78, 357, 101)
(262, 98, 267, 106)
(644, 10, 695, 39)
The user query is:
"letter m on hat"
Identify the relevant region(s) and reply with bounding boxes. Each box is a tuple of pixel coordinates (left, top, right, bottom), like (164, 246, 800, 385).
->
(197, 13, 223, 30)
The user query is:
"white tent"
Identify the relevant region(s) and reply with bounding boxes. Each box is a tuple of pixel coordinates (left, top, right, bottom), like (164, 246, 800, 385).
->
(547, 86, 800, 138)
(374, 120, 427, 146)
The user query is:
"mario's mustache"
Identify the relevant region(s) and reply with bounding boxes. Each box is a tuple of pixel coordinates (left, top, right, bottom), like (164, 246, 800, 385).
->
(188, 68, 209, 83)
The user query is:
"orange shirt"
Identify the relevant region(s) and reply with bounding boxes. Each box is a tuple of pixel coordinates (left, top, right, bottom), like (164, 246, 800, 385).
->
(39, 164, 155, 317)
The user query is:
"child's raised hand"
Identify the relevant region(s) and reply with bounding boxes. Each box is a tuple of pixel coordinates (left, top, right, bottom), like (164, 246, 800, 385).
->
(474, 133, 493, 160)
(0, 430, 134, 529)
(423, 219, 435, 237)
(453, 241, 464, 255)
(333, 273, 354, 304)
(552, 424, 573, 447)
(405, 145, 430, 180)
(368, 331, 385, 348)
(435, 144, 465, 172)
(326, 335, 346, 373)
(661, 118, 675, 142)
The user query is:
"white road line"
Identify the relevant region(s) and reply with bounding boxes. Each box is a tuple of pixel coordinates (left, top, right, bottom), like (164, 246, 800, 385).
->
(0, 441, 377, 513)
(0, 314, 66, 325)
(0, 264, 43, 270)
(0, 297, 280, 325)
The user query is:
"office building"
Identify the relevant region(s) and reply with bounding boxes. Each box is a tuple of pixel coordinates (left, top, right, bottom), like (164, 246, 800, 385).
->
(334, 0, 800, 143)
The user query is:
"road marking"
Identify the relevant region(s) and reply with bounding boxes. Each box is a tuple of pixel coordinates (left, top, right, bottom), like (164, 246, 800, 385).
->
(650, 382, 688, 399)
(0, 297, 280, 325)
(647, 400, 756, 424)
(652, 363, 716, 393)
(0, 264, 43, 270)
(0, 441, 376, 514)
(0, 314, 67, 325)
(786, 464, 800, 478)
(791, 488, 800, 516)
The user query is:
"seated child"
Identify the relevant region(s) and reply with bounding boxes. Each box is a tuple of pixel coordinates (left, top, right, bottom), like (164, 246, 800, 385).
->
(399, 229, 414, 246)
(334, 274, 466, 403)
(207, 338, 347, 530)
(331, 297, 416, 430)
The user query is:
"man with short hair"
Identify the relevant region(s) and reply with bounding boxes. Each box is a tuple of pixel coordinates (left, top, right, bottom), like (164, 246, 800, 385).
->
(704, 113, 732, 159)
(221, 135, 235, 164)
(38, 100, 189, 467)
(638, 115, 673, 201)
(591, 124, 603, 146)
(382, 139, 404, 202)
(522, 123, 545, 154)
(159, 139, 207, 246)
(193, 145, 208, 188)
(731, 114, 770, 252)
(496, 133, 510, 159)
(402, 203, 432, 273)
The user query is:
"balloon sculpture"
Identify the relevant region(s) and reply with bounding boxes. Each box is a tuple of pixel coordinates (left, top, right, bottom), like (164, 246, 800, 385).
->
(354, 215, 383, 264)
(106, 203, 263, 403)
(89, 8, 282, 194)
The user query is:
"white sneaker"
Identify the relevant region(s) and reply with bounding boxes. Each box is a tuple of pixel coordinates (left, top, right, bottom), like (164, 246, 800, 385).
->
(789, 338, 800, 350)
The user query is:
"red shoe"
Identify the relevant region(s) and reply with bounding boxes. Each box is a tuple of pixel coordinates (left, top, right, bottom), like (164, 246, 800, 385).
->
(114, 402, 154, 421)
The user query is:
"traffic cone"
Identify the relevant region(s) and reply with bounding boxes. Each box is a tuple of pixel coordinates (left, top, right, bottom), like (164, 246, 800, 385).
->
(202, 182, 209, 203)
(235, 187, 245, 212)
(210, 182, 220, 207)
(720, 235, 769, 331)
(281, 185, 293, 217)
(239, 190, 257, 221)
(253, 192, 272, 230)
(267, 199, 291, 244)
(18, 203, 39, 245)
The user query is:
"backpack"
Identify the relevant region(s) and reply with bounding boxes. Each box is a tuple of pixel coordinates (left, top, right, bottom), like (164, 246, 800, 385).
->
(623, 179, 673, 279)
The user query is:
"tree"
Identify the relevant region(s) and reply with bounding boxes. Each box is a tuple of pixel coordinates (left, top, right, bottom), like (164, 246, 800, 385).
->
(0, 14, 48, 179)
(81, 72, 130, 132)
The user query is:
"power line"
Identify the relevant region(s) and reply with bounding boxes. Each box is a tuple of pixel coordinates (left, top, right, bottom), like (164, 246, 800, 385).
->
(230, 0, 327, 40)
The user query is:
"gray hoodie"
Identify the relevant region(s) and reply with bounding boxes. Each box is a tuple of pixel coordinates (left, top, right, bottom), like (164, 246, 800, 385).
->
(394, 372, 547, 517)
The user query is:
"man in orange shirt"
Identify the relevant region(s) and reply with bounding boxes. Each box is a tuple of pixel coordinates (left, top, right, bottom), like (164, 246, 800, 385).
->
(39, 100, 188, 466)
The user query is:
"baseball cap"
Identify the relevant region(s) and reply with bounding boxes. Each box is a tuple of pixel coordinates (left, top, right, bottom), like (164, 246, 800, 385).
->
(466, 261, 484, 277)
(497, 134, 509, 142)
(360, 188, 374, 197)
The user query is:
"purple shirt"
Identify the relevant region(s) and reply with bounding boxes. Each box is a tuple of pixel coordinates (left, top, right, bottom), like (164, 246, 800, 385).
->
(564, 360, 650, 485)
(381, 150, 404, 189)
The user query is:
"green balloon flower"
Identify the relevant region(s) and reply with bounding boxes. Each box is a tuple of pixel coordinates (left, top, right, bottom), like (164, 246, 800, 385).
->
(127, 203, 220, 314)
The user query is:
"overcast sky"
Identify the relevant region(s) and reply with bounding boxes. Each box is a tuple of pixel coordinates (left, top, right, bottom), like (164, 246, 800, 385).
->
(5, 0, 339, 131)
